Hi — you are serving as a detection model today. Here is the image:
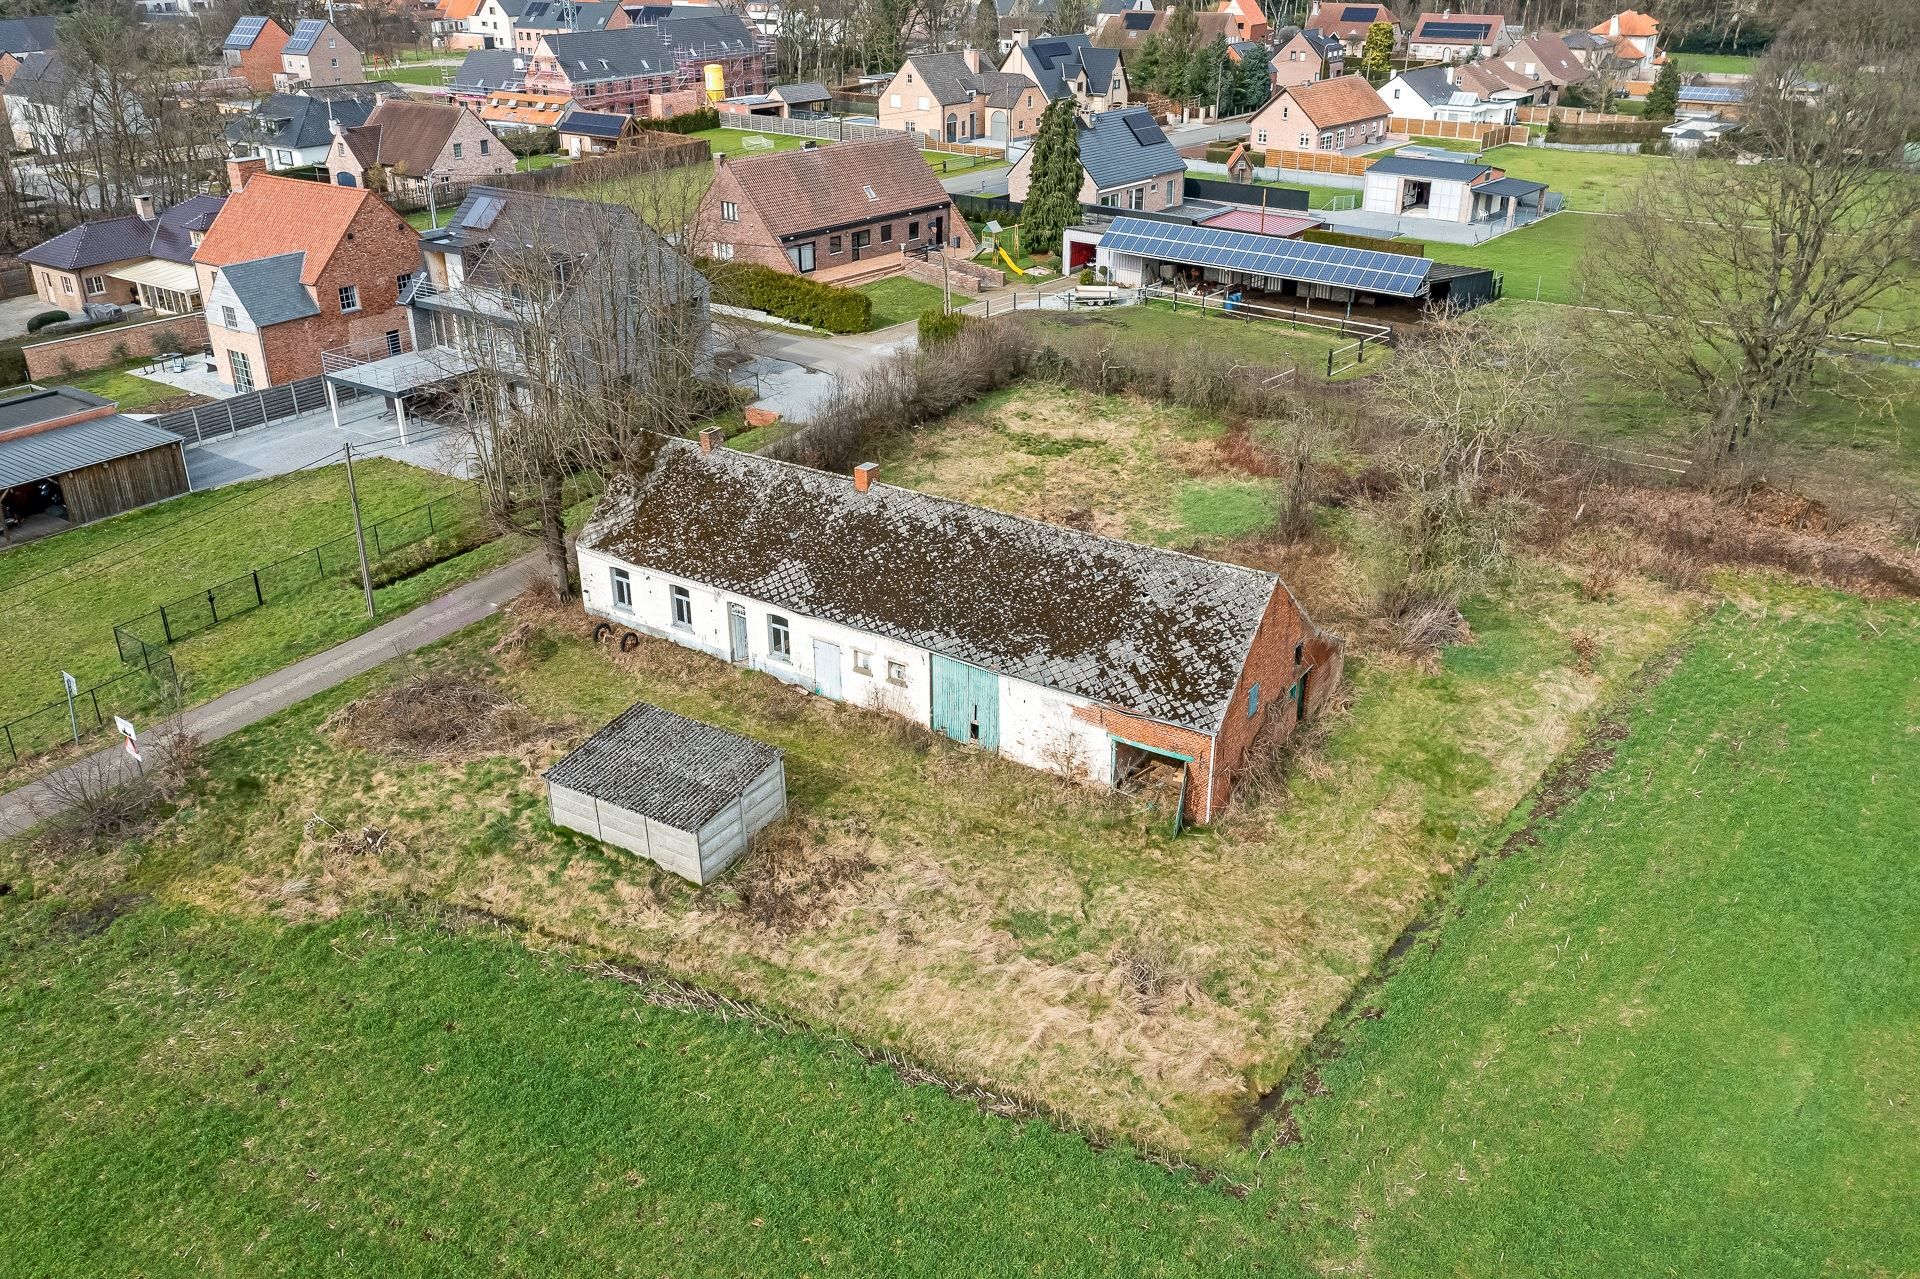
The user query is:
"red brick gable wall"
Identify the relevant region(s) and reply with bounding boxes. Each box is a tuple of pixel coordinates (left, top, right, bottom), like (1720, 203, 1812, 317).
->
(255, 198, 419, 384)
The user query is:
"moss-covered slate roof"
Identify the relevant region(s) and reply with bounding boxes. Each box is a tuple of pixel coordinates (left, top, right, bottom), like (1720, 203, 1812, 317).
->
(578, 442, 1280, 734)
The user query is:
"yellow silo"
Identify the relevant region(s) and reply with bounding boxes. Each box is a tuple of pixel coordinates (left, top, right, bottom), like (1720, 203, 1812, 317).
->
(703, 62, 725, 102)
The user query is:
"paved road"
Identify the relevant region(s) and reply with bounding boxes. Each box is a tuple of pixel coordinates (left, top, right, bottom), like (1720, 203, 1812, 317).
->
(0, 553, 543, 839)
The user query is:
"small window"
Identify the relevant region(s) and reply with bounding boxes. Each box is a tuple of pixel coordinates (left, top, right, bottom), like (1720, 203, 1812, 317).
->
(1247, 683, 1261, 717)
(710, 242, 735, 259)
(721, 200, 738, 221)
(670, 584, 692, 629)
(879, 224, 893, 243)
(768, 614, 791, 661)
(610, 566, 633, 611)
(479, 139, 490, 155)
(62, 277, 74, 294)
(908, 220, 919, 239)
(852, 649, 872, 675)
(886, 660, 907, 686)
(862, 184, 877, 201)
(828, 234, 842, 254)
(452, 141, 464, 160)
(397, 271, 414, 296)
(338, 284, 360, 313)
(83, 274, 105, 295)
(1294, 641, 1304, 665)
(221, 304, 237, 327)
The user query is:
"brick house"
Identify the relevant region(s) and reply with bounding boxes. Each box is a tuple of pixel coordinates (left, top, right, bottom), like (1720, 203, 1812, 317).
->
(998, 34, 1127, 113)
(192, 164, 420, 393)
(1270, 26, 1345, 89)
(698, 134, 975, 281)
(327, 99, 512, 196)
(1406, 12, 1507, 62)
(221, 16, 291, 94)
(278, 19, 363, 89)
(524, 13, 768, 117)
(576, 439, 1343, 828)
(1303, 0, 1401, 55)
(1216, 0, 1269, 42)
(20, 193, 225, 316)
(1007, 105, 1186, 217)
(875, 49, 1045, 143)
(1249, 73, 1390, 153)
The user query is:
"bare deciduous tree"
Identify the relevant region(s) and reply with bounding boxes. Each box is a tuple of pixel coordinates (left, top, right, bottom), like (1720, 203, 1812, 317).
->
(439, 190, 717, 594)
(1587, 22, 1920, 457)
(1365, 312, 1567, 635)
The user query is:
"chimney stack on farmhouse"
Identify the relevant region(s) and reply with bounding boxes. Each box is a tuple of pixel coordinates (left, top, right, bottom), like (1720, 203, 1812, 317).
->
(226, 156, 267, 194)
(853, 462, 878, 493)
(133, 194, 156, 220)
(699, 427, 725, 454)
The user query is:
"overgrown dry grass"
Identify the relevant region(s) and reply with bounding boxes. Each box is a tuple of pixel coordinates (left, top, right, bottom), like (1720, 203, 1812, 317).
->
(131, 388, 1699, 1159)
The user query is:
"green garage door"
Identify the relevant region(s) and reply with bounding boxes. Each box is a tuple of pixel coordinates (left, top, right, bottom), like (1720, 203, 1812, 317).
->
(930, 654, 999, 750)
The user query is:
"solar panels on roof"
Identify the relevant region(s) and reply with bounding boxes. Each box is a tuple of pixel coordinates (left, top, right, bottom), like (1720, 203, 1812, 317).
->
(224, 15, 267, 48)
(1099, 216, 1433, 298)
(1122, 11, 1153, 29)
(283, 18, 327, 54)
(1338, 5, 1380, 19)
(463, 193, 505, 229)
(1678, 85, 1745, 102)
(1123, 110, 1167, 147)
(1419, 20, 1493, 39)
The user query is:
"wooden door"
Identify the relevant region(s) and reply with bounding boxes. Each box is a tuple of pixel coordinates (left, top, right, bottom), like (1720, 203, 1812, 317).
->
(812, 639, 842, 700)
(930, 654, 998, 749)
(728, 604, 748, 663)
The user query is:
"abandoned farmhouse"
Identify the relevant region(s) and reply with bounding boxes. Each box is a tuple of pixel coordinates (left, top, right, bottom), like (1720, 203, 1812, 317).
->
(576, 436, 1343, 827)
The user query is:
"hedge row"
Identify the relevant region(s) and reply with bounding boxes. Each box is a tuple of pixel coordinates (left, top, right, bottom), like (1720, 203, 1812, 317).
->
(646, 106, 720, 135)
(1299, 229, 1428, 258)
(702, 259, 873, 333)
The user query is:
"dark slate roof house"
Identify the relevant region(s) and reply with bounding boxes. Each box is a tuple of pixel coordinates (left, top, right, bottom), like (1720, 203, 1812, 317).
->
(574, 438, 1342, 825)
(1078, 105, 1183, 191)
(0, 16, 58, 53)
(225, 85, 407, 160)
(1002, 34, 1123, 102)
(20, 195, 224, 273)
(450, 49, 524, 96)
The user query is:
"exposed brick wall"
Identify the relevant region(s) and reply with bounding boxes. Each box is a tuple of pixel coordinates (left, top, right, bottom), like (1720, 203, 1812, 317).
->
(1071, 703, 1219, 825)
(22, 312, 208, 380)
(1209, 587, 1346, 818)
(902, 256, 1004, 294)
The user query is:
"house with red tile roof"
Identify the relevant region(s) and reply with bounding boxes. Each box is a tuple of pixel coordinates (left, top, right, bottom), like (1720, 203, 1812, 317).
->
(1217, 0, 1269, 43)
(191, 166, 420, 393)
(1248, 73, 1391, 154)
(1303, 1, 1401, 56)
(697, 134, 975, 282)
(1589, 8, 1662, 78)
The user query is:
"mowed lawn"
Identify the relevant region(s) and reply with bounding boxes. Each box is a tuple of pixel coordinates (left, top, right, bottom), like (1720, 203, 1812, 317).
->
(1673, 50, 1761, 73)
(1423, 210, 1600, 305)
(856, 276, 950, 328)
(1022, 301, 1387, 381)
(1262, 589, 1920, 1275)
(1477, 144, 1668, 212)
(0, 460, 495, 726)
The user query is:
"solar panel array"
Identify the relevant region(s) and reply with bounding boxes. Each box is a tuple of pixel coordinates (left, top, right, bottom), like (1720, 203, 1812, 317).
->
(1123, 111, 1167, 147)
(224, 15, 267, 48)
(1122, 11, 1153, 29)
(1678, 85, 1744, 102)
(1420, 20, 1493, 39)
(1100, 217, 1432, 298)
(1339, 5, 1381, 20)
(283, 18, 327, 54)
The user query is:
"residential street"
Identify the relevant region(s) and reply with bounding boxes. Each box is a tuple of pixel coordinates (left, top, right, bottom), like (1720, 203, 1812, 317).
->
(0, 552, 541, 839)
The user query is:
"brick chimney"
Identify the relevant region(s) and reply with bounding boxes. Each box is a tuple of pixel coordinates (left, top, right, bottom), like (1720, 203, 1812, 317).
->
(962, 47, 982, 73)
(699, 426, 725, 453)
(852, 462, 878, 493)
(226, 156, 268, 194)
(132, 194, 156, 221)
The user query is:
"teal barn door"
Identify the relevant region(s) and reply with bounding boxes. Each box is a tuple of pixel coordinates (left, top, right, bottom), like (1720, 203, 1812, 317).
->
(930, 654, 1000, 749)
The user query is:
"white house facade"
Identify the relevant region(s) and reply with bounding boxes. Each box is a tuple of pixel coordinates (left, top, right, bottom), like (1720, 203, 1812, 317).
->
(574, 437, 1343, 827)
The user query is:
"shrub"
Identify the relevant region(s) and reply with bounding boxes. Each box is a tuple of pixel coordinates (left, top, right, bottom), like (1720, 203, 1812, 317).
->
(703, 260, 872, 333)
(1078, 267, 1095, 284)
(917, 308, 966, 345)
(504, 127, 558, 156)
(0, 345, 24, 386)
(643, 106, 719, 135)
(25, 309, 68, 334)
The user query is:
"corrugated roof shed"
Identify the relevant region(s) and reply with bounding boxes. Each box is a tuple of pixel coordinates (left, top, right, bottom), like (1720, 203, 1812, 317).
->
(546, 700, 781, 830)
(0, 401, 185, 489)
(579, 442, 1282, 733)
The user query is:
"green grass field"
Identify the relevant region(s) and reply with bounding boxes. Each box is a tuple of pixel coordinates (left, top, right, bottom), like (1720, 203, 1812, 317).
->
(65, 361, 185, 412)
(1024, 301, 1386, 382)
(2, 585, 1910, 1275)
(376, 63, 451, 86)
(1422, 210, 1599, 305)
(687, 126, 815, 158)
(1477, 144, 1666, 211)
(0, 460, 502, 729)
(1673, 51, 1760, 74)
(856, 276, 949, 329)
(1259, 588, 1920, 1274)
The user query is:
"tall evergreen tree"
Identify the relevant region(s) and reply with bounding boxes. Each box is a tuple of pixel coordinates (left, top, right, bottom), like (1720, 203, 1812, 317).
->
(1019, 98, 1082, 262)
(1230, 46, 1273, 113)
(1645, 57, 1682, 118)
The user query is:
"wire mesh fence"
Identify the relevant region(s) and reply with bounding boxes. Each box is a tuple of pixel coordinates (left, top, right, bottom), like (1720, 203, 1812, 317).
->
(1, 651, 178, 768)
(111, 488, 488, 664)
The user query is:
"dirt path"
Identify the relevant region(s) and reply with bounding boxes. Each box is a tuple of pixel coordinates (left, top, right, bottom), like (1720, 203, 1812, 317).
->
(0, 553, 542, 839)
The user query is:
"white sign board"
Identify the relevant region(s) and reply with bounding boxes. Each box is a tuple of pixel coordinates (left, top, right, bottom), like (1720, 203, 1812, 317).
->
(62, 671, 78, 697)
(115, 715, 140, 763)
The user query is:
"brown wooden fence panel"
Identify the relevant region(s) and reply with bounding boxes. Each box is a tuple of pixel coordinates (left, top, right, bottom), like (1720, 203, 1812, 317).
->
(1262, 149, 1374, 176)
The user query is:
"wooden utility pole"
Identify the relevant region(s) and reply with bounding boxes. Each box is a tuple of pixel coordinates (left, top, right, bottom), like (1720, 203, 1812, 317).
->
(343, 440, 376, 618)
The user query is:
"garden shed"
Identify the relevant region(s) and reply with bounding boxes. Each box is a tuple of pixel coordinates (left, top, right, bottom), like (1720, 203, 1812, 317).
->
(544, 700, 787, 884)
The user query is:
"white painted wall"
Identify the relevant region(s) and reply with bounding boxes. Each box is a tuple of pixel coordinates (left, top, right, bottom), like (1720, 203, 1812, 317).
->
(578, 544, 1143, 790)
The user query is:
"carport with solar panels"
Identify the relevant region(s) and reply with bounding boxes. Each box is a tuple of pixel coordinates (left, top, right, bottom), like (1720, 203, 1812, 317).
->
(1091, 216, 1499, 315)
